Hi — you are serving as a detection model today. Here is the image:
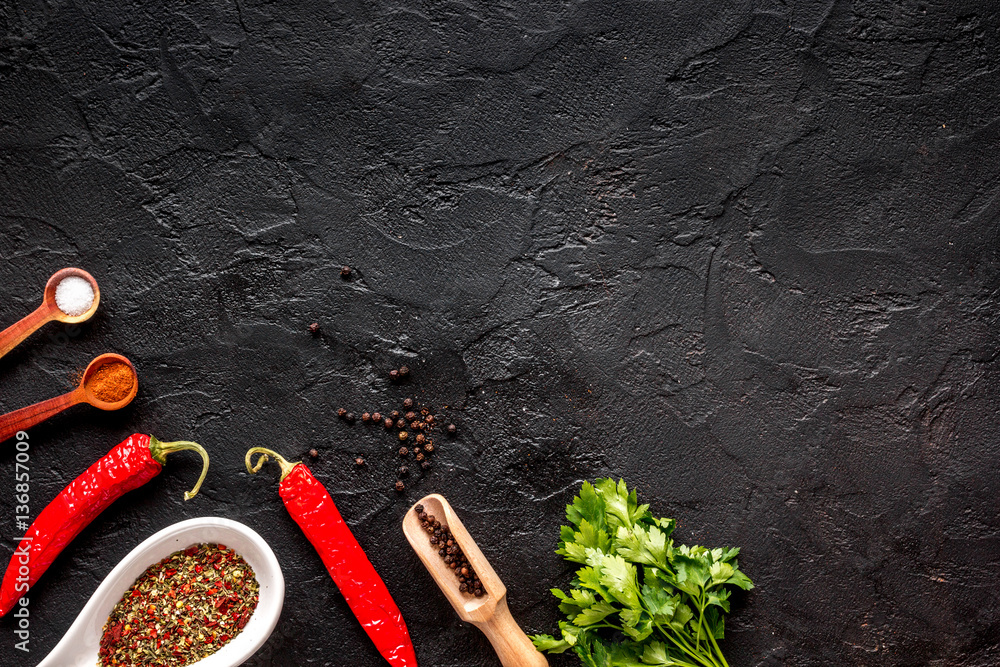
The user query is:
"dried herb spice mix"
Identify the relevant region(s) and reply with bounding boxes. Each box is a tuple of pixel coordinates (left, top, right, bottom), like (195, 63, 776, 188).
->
(99, 543, 259, 667)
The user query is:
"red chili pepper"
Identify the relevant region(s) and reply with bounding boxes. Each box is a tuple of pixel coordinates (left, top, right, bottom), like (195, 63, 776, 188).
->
(0, 434, 209, 617)
(246, 447, 417, 667)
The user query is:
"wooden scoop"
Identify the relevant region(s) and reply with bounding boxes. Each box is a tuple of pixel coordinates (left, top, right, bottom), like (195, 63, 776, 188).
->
(403, 493, 548, 667)
(0, 267, 100, 360)
(0, 353, 137, 444)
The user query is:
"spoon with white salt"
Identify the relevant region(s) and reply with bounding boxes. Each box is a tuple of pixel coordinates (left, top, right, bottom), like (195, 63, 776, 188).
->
(0, 268, 100, 360)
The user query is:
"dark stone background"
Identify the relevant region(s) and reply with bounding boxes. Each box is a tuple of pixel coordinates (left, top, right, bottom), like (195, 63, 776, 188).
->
(1, 1, 999, 665)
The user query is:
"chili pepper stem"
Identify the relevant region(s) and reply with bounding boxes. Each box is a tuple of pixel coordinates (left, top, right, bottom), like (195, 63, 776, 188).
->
(245, 447, 299, 482)
(149, 437, 210, 500)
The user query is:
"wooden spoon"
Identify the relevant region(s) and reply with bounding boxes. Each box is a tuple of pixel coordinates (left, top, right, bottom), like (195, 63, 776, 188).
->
(0, 267, 100, 360)
(403, 493, 548, 667)
(0, 353, 137, 444)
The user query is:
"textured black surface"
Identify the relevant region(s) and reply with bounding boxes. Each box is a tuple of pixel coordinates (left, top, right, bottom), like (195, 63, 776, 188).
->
(2, 1, 1000, 665)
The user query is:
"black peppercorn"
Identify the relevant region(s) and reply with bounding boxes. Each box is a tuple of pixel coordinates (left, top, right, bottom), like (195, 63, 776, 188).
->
(309, 449, 319, 458)
(345, 412, 356, 424)
(372, 412, 382, 422)
(424, 442, 435, 453)
(399, 365, 410, 377)
(447, 423, 457, 435)
(396, 419, 406, 429)
(389, 369, 399, 381)
(410, 421, 422, 431)
(415, 504, 424, 513)
(415, 452, 425, 462)
(355, 456, 365, 466)
(405, 411, 416, 421)
(341, 265, 352, 278)
(403, 398, 414, 409)
(394, 480, 405, 492)
(384, 418, 394, 429)
(398, 431, 409, 442)
(337, 408, 347, 418)
(425, 414, 435, 424)
(398, 465, 409, 477)
(398, 446, 409, 456)
(391, 410, 401, 419)
(361, 412, 371, 423)
(309, 322, 320, 334)
(415, 434, 426, 445)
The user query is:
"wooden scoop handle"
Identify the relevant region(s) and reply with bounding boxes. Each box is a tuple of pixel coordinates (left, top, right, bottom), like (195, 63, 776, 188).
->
(0, 303, 57, 360)
(0, 389, 83, 444)
(476, 597, 549, 667)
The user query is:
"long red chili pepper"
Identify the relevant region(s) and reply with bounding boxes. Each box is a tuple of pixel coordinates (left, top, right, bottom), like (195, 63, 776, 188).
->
(0, 434, 209, 617)
(246, 447, 417, 667)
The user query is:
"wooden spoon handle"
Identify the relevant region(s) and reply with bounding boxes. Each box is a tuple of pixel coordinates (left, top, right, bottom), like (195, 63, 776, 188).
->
(477, 597, 549, 667)
(0, 303, 56, 360)
(0, 390, 82, 444)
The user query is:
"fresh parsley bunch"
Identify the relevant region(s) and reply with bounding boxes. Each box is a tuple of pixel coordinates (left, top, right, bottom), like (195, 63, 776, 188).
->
(531, 479, 753, 667)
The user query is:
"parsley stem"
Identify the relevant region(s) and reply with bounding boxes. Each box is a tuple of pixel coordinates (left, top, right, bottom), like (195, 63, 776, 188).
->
(653, 621, 718, 667)
(706, 625, 730, 667)
(694, 596, 724, 667)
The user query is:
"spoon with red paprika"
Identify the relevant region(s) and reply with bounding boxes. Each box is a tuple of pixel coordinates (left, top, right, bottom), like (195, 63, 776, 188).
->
(245, 447, 418, 667)
(0, 353, 138, 444)
(0, 432, 209, 617)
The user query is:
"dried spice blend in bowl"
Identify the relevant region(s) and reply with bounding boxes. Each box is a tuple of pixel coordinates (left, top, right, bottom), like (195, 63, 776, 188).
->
(99, 543, 259, 667)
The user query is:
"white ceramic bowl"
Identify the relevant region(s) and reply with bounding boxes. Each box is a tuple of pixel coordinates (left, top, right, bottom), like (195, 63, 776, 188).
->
(36, 517, 284, 667)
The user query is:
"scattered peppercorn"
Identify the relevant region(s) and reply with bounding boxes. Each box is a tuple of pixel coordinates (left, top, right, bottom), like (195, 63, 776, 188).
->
(391, 411, 401, 420)
(372, 412, 382, 422)
(398, 431, 409, 442)
(447, 424, 457, 435)
(398, 446, 409, 456)
(399, 366, 410, 378)
(415, 434, 426, 445)
(361, 412, 371, 423)
(389, 369, 399, 381)
(341, 266, 352, 278)
(309, 449, 318, 458)
(345, 412, 356, 424)
(395, 480, 405, 492)
(396, 419, 406, 429)
(355, 456, 365, 466)
(403, 398, 414, 409)
(415, 452, 425, 462)
(404, 411, 416, 421)
(309, 322, 320, 334)
(398, 466, 409, 477)
(424, 442, 435, 453)
(425, 414, 435, 424)
(337, 408, 347, 418)
(384, 418, 394, 429)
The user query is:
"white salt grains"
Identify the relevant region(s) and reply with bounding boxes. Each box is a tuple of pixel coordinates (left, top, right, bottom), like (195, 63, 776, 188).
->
(55, 276, 95, 316)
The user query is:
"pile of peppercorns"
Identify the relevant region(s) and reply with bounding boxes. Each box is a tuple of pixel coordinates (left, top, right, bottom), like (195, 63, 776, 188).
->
(336, 393, 457, 493)
(414, 504, 484, 597)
